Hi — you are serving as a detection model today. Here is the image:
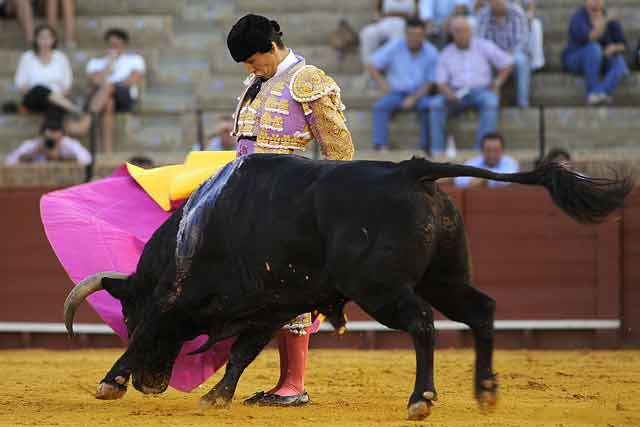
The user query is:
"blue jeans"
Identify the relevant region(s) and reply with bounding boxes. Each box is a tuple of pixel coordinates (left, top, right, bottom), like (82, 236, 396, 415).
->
(428, 88, 499, 151)
(372, 91, 434, 150)
(512, 51, 531, 108)
(564, 42, 629, 96)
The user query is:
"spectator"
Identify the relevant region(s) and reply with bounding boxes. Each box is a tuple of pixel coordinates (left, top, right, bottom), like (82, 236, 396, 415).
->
(522, 0, 545, 71)
(127, 155, 154, 169)
(545, 147, 571, 163)
(86, 28, 146, 153)
(360, 0, 418, 65)
(5, 118, 91, 166)
(454, 132, 518, 187)
(207, 116, 236, 151)
(535, 147, 571, 168)
(329, 18, 359, 60)
(429, 16, 513, 152)
(367, 18, 439, 151)
(45, 0, 76, 49)
(476, 0, 530, 108)
(419, 0, 474, 46)
(0, 0, 34, 44)
(562, 0, 629, 105)
(14, 24, 82, 122)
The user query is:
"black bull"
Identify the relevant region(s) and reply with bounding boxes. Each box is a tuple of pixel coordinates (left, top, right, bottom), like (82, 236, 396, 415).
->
(64, 154, 632, 420)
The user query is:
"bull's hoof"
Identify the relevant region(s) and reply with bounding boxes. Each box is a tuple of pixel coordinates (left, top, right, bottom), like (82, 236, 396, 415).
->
(199, 392, 231, 409)
(476, 378, 499, 412)
(95, 381, 127, 400)
(407, 400, 432, 421)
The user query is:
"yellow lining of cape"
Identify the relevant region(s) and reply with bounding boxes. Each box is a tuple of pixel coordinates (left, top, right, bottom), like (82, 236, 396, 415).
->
(127, 151, 237, 211)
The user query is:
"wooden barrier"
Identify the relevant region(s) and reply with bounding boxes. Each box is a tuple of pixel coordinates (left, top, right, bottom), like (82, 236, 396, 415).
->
(0, 185, 636, 349)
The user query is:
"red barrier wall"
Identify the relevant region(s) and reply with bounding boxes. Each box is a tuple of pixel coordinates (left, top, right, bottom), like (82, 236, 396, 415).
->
(622, 190, 640, 346)
(0, 185, 636, 349)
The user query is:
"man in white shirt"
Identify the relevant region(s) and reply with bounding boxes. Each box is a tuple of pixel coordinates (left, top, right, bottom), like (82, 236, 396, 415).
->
(360, 0, 418, 64)
(454, 132, 519, 188)
(85, 28, 146, 153)
(5, 119, 92, 166)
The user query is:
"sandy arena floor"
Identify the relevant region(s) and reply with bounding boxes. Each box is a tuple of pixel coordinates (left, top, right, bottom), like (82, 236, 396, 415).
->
(1, 348, 638, 426)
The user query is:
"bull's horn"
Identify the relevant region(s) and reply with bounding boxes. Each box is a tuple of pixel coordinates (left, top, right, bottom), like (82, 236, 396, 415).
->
(64, 272, 128, 338)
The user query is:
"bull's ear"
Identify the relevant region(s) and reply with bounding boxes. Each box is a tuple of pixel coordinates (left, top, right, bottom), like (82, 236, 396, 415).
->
(102, 277, 133, 301)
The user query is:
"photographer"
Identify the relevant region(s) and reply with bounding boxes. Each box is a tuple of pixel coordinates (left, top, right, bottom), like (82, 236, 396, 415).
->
(5, 119, 91, 166)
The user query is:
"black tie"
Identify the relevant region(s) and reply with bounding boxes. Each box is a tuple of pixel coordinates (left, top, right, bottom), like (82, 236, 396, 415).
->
(246, 78, 263, 102)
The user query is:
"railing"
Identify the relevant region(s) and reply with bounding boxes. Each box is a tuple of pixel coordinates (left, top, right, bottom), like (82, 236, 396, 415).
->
(82, 103, 554, 182)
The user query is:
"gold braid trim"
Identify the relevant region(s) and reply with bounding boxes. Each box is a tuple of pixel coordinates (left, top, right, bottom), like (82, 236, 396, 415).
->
(290, 65, 340, 103)
(308, 94, 355, 161)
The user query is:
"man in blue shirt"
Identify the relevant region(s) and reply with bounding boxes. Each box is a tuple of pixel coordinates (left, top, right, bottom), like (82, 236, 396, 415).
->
(367, 18, 439, 151)
(562, 0, 629, 105)
(454, 132, 519, 188)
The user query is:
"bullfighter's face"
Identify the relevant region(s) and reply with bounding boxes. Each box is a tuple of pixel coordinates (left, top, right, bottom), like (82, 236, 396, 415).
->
(243, 42, 280, 80)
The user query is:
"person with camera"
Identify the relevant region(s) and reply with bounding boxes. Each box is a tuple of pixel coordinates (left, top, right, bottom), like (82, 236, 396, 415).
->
(5, 118, 91, 166)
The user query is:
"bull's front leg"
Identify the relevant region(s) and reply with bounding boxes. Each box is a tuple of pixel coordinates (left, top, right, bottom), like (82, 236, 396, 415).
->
(199, 326, 280, 408)
(95, 351, 133, 400)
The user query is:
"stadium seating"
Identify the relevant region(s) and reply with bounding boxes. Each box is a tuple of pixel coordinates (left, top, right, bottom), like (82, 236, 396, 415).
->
(0, 0, 639, 175)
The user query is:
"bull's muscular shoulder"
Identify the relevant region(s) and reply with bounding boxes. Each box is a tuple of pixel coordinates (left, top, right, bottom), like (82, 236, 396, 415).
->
(290, 65, 340, 103)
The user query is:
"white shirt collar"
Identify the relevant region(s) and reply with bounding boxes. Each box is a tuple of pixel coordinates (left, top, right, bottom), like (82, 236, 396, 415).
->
(273, 49, 297, 78)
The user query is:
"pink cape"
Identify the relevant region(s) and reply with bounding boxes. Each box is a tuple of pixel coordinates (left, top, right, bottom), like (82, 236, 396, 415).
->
(40, 165, 234, 392)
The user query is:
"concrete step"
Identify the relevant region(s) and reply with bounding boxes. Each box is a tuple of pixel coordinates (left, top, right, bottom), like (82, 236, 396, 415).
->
(138, 87, 197, 114)
(75, 0, 185, 16)
(205, 37, 636, 74)
(218, 9, 640, 45)
(235, 0, 371, 14)
(194, 72, 640, 110)
(236, 0, 638, 13)
(181, 0, 235, 23)
(0, 16, 174, 48)
(114, 114, 193, 152)
(152, 52, 211, 86)
(351, 107, 640, 151)
(534, 0, 638, 8)
(3, 107, 639, 155)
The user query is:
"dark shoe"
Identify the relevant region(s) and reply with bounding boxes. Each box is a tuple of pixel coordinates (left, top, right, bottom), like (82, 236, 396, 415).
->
(258, 390, 310, 407)
(243, 391, 267, 406)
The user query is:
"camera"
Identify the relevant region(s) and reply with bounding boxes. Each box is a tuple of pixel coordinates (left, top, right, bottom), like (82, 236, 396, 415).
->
(44, 138, 57, 150)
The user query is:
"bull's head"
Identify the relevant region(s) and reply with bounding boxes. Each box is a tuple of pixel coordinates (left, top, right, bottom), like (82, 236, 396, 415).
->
(64, 272, 185, 399)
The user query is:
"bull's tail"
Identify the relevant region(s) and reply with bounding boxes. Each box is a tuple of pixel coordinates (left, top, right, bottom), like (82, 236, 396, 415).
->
(415, 157, 634, 224)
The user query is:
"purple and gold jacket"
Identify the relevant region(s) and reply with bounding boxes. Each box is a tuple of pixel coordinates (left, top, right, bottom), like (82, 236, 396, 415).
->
(232, 55, 354, 161)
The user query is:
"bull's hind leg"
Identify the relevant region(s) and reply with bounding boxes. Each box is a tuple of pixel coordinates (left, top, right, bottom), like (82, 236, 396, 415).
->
(349, 285, 437, 421)
(421, 283, 498, 410)
(199, 327, 278, 408)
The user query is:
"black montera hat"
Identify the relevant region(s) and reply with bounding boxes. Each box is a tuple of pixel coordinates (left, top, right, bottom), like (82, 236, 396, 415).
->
(227, 14, 282, 62)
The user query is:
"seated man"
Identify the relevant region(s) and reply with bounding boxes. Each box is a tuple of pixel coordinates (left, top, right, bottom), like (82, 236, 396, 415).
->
(5, 118, 92, 166)
(86, 28, 146, 153)
(206, 116, 236, 151)
(476, 0, 531, 108)
(367, 18, 439, 151)
(454, 132, 518, 188)
(562, 0, 629, 105)
(429, 16, 513, 151)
